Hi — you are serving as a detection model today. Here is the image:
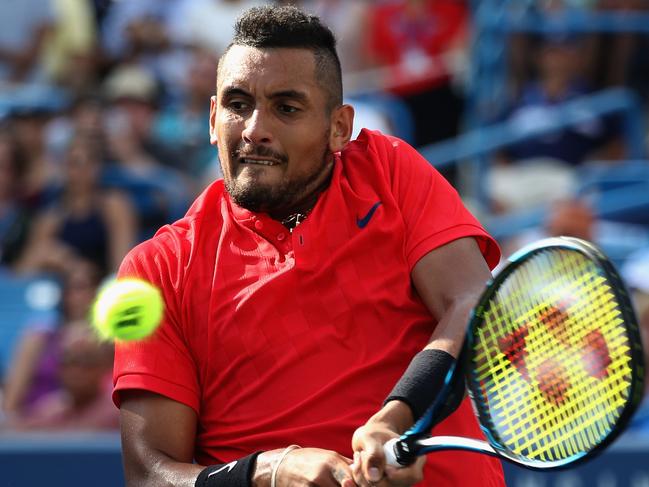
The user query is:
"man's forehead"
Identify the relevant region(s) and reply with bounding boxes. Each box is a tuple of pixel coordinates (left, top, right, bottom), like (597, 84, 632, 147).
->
(218, 45, 318, 88)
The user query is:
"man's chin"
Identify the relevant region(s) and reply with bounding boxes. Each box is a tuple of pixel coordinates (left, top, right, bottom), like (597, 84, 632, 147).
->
(233, 170, 283, 191)
(236, 164, 282, 181)
(227, 182, 282, 213)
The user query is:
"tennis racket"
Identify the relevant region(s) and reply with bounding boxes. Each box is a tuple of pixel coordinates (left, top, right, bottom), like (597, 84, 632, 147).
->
(385, 236, 645, 470)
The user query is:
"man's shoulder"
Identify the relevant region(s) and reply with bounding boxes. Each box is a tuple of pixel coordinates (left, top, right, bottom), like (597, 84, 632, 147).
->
(122, 181, 227, 268)
(160, 179, 226, 238)
(343, 129, 412, 162)
(184, 179, 227, 221)
(342, 129, 425, 179)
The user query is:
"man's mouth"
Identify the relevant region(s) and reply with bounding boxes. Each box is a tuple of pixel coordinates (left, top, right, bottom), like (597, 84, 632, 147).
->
(240, 157, 281, 166)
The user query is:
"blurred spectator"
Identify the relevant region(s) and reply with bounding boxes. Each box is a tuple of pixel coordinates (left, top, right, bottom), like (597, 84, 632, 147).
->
(101, 0, 176, 62)
(508, 1, 649, 104)
(100, 0, 189, 101)
(10, 107, 61, 212)
(498, 199, 593, 261)
(490, 32, 624, 212)
(14, 135, 136, 275)
(153, 48, 219, 187)
(500, 198, 649, 268)
(363, 0, 469, 147)
(103, 63, 180, 170)
(102, 64, 192, 239)
(487, 157, 577, 214)
(171, 0, 265, 55)
(0, 127, 31, 268)
(90, 0, 113, 31)
(345, 96, 394, 141)
(504, 33, 623, 166)
(544, 198, 596, 240)
(1, 258, 103, 422)
(299, 0, 372, 74)
(586, 0, 649, 104)
(0, 0, 55, 84)
(275, 0, 401, 142)
(46, 92, 108, 163)
(41, 0, 99, 94)
(2, 320, 117, 431)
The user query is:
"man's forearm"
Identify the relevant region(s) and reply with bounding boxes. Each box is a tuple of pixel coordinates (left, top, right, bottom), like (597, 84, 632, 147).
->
(366, 400, 414, 435)
(125, 456, 204, 487)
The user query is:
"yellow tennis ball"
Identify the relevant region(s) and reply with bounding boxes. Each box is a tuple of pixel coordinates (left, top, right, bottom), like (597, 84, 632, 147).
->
(92, 278, 164, 342)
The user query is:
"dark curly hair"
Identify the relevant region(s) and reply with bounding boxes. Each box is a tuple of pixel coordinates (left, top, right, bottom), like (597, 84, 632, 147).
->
(218, 5, 343, 111)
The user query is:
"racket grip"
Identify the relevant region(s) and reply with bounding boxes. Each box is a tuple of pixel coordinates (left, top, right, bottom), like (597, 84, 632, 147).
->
(384, 437, 420, 468)
(384, 438, 401, 467)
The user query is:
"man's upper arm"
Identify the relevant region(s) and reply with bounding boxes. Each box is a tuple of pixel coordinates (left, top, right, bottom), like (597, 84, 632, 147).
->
(114, 231, 201, 413)
(120, 390, 202, 485)
(411, 237, 493, 356)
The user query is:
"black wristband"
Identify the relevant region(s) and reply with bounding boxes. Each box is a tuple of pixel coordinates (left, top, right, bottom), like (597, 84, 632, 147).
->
(195, 452, 262, 487)
(384, 349, 463, 422)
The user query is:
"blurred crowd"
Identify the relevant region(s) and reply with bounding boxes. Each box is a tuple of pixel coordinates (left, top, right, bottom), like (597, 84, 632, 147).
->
(0, 0, 647, 435)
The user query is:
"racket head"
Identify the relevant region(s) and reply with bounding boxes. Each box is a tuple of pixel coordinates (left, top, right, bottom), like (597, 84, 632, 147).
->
(465, 237, 645, 470)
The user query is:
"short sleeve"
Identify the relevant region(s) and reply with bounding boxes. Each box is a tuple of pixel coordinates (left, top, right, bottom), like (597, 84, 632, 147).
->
(385, 136, 500, 269)
(112, 226, 200, 414)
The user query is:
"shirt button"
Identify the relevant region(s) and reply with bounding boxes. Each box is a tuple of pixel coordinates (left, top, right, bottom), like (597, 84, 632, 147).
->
(254, 220, 263, 230)
(277, 233, 286, 241)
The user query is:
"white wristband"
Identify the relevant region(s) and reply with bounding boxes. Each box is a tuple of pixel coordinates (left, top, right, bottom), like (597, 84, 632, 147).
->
(270, 444, 300, 487)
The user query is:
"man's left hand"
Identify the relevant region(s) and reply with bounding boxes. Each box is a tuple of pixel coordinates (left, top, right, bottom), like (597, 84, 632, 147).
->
(351, 403, 425, 487)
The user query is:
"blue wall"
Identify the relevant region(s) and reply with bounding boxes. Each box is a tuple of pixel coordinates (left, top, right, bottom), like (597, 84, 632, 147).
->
(0, 433, 124, 487)
(504, 435, 649, 486)
(0, 432, 647, 486)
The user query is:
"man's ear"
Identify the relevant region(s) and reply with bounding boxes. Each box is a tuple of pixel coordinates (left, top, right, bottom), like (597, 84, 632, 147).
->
(329, 104, 355, 153)
(209, 96, 218, 145)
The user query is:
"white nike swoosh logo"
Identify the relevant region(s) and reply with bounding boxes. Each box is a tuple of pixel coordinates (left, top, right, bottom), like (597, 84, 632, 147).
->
(207, 461, 237, 477)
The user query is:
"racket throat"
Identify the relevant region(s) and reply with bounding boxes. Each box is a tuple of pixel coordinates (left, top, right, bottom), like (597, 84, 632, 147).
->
(417, 436, 498, 455)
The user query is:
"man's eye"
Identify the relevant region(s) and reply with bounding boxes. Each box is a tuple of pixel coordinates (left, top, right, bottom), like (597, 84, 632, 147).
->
(229, 101, 249, 111)
(279, 104, 299, 114)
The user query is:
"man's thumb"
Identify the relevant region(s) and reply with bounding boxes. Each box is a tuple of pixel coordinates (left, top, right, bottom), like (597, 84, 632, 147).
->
(362, 447, 385, 482)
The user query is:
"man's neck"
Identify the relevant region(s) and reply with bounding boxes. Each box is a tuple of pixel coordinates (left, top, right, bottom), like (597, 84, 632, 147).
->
(269, 162, 334, 224)
(271, 191, 320, 223)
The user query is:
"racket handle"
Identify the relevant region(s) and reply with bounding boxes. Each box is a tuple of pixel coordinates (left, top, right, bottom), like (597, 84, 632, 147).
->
(384, 438, 400, 467)
(384, 438, 417, 467)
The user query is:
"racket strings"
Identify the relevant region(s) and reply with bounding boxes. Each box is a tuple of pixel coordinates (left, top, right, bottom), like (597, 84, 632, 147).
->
(472, 248, 634, 463)
(508, 252, 629, 458)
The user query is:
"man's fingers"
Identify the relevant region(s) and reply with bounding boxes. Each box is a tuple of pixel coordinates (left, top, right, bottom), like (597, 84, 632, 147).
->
(330, 453, 357, 487)
(276, 448, 357, 487)
(331, 464, 355, 487)
(384, 456, 426, 485)
(361, 447, 385, 483)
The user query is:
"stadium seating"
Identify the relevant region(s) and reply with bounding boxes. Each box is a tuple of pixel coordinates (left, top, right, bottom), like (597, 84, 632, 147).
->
(0, 272, 60, 380)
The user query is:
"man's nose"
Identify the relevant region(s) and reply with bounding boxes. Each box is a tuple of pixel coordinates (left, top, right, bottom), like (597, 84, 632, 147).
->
(241, 109, 272, 145)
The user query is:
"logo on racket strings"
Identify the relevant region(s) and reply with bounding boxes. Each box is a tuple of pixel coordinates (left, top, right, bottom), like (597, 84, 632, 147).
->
(498, 305, 613, 405)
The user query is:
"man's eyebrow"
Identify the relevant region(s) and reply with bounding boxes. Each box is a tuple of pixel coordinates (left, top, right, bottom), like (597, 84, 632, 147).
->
(269, 90, 309, 104)
(220, 87, 310, 104)
(221, 86, 251, 99)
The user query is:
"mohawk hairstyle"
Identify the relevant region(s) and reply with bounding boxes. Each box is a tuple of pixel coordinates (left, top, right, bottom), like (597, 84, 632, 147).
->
(219, 5, 343, 111)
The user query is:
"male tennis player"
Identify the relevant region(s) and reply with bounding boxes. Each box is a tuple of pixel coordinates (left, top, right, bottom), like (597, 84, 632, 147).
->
(113, 5, 505, 486)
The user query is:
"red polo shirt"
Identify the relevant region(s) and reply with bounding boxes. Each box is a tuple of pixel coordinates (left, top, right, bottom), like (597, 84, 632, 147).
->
(113, 129, 504, 486)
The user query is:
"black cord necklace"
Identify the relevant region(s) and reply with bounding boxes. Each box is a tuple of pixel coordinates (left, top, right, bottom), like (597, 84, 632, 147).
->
(277, 169, 333, 232)
(281, 212, 309, 232)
